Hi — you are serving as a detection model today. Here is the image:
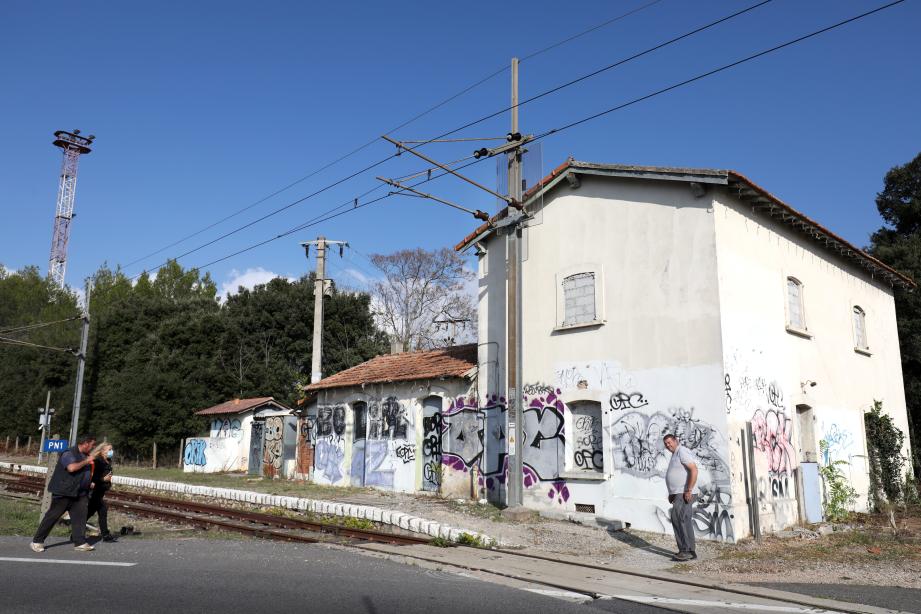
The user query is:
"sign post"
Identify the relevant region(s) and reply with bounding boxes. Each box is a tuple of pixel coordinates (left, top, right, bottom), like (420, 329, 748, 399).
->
(39, 434, 65, 518)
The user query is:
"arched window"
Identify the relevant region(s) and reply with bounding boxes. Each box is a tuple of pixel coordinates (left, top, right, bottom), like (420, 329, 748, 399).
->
(853, 306, 868, 350)
(786, 277, 805, 330)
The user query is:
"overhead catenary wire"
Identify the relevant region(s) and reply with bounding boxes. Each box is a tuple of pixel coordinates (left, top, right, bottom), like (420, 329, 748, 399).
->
(120, 0, 668, 272)
(178, 0, 905, 275)
(0, 316, 81, 335)
(0, 335, 76, 354)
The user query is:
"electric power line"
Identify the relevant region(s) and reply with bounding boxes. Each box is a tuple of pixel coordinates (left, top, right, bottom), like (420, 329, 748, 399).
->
(0, 335, 76, 354)
(181, 0, 906, 274)
(121, 0, 668, 272)
(0, 316, 81, 335)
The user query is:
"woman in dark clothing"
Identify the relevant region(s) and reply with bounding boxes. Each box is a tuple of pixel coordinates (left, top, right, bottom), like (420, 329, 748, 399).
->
(87, 442, 116, 542)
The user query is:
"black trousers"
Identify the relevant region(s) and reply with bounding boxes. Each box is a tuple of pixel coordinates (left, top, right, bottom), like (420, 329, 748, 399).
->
(33, 495, 89, 546)
(87, 491, 109, 535)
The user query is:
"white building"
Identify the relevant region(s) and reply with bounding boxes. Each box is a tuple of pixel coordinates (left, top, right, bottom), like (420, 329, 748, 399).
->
(185, 397, 295, 477)
(456, 160, 914, 541)
(300, 345, 478, 493)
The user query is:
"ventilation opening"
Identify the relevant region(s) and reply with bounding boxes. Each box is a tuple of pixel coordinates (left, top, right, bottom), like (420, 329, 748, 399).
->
(574, 503, 595, 514)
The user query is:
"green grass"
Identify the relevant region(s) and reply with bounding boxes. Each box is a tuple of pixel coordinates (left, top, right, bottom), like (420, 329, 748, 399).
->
(444, 499, 504, 523)
(0, 497, 69, 537)
(115, 466, 367, 499)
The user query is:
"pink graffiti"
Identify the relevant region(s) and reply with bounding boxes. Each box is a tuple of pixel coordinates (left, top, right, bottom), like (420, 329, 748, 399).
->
(751, 409, 795, 475)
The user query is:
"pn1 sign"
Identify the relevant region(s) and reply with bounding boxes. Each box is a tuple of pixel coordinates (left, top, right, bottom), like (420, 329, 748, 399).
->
(43, 439, 68, 453)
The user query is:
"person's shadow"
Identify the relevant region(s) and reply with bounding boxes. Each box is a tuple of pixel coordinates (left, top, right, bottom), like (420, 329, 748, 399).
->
(606, 528, 676, 559)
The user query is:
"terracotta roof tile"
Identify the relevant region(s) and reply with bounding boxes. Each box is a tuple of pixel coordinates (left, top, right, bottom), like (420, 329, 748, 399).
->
(195, 396, 289, 416)
(305, 344, 477, 392)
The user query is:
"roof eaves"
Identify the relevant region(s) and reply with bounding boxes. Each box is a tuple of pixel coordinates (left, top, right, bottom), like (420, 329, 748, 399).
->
(727, 171, 915, 290)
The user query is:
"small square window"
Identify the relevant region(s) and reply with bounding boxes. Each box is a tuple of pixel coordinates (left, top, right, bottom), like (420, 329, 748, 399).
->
(569, 401, 603, 473)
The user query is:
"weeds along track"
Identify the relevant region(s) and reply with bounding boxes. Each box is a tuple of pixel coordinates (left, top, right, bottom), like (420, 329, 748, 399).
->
(0, 471, 429, 546)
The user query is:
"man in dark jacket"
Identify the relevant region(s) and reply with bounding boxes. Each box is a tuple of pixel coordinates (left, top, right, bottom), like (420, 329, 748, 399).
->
(31, 434, 99, 552)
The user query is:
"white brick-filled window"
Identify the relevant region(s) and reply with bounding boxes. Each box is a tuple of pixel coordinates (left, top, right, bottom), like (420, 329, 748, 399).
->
(786, 277, 806, 331)
(555, 264, 604, 330)
(563, 272, 596, 326)
(853, 306, 868, 350)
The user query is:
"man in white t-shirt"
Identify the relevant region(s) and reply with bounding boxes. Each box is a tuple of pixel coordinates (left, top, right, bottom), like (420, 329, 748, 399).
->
(663, 433, 699, 561)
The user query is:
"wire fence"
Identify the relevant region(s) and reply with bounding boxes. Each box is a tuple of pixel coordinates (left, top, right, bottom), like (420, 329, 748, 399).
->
(0, 436, 183, 468)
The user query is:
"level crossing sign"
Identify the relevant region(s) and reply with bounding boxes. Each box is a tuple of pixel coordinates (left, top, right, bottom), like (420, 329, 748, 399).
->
(42, 439, 68, 453)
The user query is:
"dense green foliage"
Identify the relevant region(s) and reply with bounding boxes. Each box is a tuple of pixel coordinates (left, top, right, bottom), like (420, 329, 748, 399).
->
(0, 261, 387, 456)
(868, 152, 921, 476)
(819, 439, 859, 522)
(865, 400, 907, 508)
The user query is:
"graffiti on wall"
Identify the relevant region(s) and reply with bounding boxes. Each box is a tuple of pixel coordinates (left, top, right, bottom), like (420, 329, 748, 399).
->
(263, 416, 284, 477)
(522, 388, 565, 482)
(212, 418, 242, 440)
(821, 423, 854, 464)
(184, 438, 207, 466)
(751, 408, 795, 476)
(421, 410, 442, 489)
(368, 397, 409, 440)
(315, 438, 345, 483)
(572, 413, 603, 471)
(442, 396, 482, 472)
(610, 407, 729, 482)
(609, 392, 648, 411)
(317, 405, 346, 440)
(364, 440, 395, 487)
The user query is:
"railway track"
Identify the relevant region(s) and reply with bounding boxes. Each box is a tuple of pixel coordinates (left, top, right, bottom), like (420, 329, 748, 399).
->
(0, 471, 429, 546)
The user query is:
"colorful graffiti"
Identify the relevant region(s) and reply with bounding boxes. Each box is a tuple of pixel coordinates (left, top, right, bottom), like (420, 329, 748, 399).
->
(522, 388, 565, 481)
(263, 416, 284, 477)
(751, 408, 795, 476)
(183, 438, 207, 466)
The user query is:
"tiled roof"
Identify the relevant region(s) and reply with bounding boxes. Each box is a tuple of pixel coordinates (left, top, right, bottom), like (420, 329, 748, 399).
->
(194, 397, 289, 416)
(305, 344, 477, 392)
(455, 159, 915, 289)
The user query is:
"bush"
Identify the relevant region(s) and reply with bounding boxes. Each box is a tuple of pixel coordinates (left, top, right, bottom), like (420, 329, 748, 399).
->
(819, 440, 858, 522)
(865, 400, 907, 508)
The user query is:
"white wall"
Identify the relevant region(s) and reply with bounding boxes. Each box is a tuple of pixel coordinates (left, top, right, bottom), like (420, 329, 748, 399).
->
(713, 185, 910, 526)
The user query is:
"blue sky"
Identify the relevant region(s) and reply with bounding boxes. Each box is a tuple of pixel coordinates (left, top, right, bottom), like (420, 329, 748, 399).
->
(1, 0, 919, 297)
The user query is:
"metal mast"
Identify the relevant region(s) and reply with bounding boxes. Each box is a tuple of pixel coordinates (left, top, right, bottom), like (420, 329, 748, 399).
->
(48, 130, 94, 288)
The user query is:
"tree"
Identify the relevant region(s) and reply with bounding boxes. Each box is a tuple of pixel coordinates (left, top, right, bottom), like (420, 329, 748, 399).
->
(368, 247, 475, 351)
(868, 152, 921, 476)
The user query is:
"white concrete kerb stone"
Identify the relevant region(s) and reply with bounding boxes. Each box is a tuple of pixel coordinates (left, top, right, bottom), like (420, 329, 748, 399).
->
(0, 462, 500, 545)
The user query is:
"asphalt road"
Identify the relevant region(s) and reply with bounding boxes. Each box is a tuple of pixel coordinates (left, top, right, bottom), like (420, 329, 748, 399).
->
(0, 536, 669, 614)
(753, 582, 921, 613)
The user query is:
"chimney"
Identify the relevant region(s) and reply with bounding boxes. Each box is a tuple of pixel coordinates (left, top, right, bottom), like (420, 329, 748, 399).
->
(390, 337, 404, 355)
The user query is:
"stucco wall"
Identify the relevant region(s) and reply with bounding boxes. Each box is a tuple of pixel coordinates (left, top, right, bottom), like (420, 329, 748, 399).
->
(713, 185, 911, 527)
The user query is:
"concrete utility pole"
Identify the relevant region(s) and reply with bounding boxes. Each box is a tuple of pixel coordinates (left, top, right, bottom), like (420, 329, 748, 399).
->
(69, 282, 91, 445)
(507, 57, 525, 508)
(301, 237, 348, 384)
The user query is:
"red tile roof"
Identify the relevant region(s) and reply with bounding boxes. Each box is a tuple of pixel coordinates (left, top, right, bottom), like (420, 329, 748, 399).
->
(194, 397, 290, 416)
(305, 344, 477, 392)
(455, 160, 915, 289)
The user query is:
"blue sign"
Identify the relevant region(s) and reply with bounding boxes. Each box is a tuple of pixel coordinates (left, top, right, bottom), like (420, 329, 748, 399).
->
(43, 439, 68, 453)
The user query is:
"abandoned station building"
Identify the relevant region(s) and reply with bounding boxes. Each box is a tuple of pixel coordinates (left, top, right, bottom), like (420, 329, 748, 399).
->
(235, 159, 913, 544)
(455, 159, 914, 541)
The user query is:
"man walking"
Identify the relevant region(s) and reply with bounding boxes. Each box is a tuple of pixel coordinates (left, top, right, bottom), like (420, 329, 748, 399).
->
(663, 433, 698, 561)
(31, 434, 100, 552)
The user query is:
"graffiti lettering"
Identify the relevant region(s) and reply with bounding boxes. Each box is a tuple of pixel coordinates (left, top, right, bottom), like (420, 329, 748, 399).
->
(609, 391, 649, 411)
(212, 418, 242, 440)
(184, 439, 207, 466)
(573, 449, 603, 471)
(724, 374, 732, 413)
(522, 383, 556, 397)
(766, 382, 784, 409)
(315, 439, 344, 483)
(364, 440, 394, 487)
(263, 416, 284, 477)
(395, 444, 415, 464)
(317, 405, 346, 439)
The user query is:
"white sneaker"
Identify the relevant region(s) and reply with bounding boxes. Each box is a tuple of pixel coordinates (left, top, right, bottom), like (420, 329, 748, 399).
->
(30, 543, 45, 553)
(74, 543, 95, 552)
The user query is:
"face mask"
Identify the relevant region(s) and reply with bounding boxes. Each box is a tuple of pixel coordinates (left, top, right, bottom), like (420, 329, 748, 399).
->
(106, 450, 114, 459)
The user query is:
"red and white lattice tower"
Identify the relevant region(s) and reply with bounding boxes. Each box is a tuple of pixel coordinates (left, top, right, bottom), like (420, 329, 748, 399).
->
(48, 129, 94, 288)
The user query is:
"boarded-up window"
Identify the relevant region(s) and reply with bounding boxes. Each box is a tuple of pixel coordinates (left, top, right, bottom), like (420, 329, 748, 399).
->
(563, 272, 596, 326)
(787, 277, 805, 330)
(853, 306, 868, 349)
(569, 401, 603, 473)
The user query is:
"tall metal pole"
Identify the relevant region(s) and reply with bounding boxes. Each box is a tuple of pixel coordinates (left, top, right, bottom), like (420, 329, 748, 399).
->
(48, 130, 94, 289)
(507, 57, 525, 507)
(69, 282, 91, 445)
(311, 237, 326, 384)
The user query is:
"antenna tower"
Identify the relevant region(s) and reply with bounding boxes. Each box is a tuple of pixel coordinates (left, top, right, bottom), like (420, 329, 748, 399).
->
(48, 129, 94, 288)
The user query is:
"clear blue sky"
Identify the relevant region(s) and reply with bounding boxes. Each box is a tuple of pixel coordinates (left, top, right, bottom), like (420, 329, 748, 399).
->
(1, 0, 919, 297)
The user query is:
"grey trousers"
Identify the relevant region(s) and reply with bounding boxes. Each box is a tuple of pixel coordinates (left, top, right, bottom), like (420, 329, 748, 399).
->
(33, 495, 89, 546)
(669, 494, 697, 553)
